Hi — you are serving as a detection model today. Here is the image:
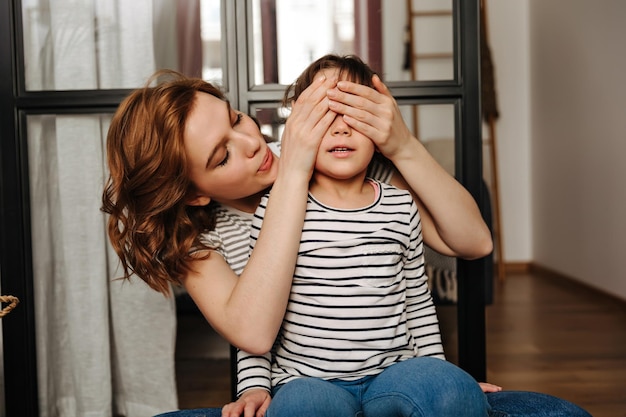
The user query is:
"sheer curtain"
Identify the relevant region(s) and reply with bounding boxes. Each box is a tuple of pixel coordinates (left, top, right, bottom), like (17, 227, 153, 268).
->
(22, 1, 179, 416)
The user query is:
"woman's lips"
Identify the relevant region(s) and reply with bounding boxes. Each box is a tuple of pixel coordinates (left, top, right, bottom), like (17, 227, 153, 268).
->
(258, 149, 274, 172)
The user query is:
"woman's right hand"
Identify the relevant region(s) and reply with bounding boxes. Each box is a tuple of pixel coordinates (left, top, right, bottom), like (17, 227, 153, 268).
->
(278, 75, 337, 181)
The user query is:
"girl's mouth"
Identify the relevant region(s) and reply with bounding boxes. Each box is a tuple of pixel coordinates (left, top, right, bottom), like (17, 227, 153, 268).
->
(329, 147, 353, 153)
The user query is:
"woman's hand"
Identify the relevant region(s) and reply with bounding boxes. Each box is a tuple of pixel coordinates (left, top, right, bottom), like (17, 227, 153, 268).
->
(327, 75, 492, 259)
(279, 75, 338, 182)
(221, 389, 271, 417)
(326, 74, 413, 161)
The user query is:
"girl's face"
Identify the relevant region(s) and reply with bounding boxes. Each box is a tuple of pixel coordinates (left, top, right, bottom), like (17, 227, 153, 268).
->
(313, 68, 375, 181)
(184, 92, 278, 211)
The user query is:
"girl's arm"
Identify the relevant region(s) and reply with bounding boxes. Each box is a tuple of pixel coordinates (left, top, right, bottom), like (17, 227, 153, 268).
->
(183, 75, 338, 354)
(404, 201, 446, 359)
(327, 76, 492, 259)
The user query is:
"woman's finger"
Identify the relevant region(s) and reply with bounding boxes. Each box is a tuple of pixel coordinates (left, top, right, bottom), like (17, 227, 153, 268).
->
(327, 86, 393, 144)
(327, 75, 413, 158)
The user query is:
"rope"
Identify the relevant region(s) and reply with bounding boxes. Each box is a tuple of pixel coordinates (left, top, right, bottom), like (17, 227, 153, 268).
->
(0, 295, 19, 318)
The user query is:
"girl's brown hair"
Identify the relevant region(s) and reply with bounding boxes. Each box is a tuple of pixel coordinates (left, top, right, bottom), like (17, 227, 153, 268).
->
(102, 70, 223, 295)
(283, 54, 377, 106)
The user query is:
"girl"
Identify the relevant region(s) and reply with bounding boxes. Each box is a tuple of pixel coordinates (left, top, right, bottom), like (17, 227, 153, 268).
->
(231, 54, 491, 417)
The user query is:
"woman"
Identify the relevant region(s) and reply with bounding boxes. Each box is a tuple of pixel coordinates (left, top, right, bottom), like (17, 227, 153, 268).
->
(103, 69, 590, 417)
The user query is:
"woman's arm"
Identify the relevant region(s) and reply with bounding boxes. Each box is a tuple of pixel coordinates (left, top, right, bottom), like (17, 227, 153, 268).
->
(327, 76, 492, 259)
(184, 75, 338, 354)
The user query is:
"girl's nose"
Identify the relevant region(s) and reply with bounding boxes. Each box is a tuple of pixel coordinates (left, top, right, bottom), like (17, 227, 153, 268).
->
(330, 114, 351, 136)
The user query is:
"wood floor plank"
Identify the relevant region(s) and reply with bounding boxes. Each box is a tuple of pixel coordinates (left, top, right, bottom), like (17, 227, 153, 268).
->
(482, 271, 626, 417)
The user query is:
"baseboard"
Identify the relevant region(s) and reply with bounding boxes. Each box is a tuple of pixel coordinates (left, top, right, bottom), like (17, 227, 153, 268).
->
(528, 263, 567, 278)
(502, 261, 531, 274)
(528, 263, 626, 306)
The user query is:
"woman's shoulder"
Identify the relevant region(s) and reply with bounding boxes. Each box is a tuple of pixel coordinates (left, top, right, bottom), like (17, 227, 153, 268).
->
(366, 154, 395, 183)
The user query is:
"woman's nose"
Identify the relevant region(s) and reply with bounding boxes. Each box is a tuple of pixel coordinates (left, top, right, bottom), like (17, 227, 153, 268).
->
(242, 134, 261, 158)
(330, 114, 351, 136)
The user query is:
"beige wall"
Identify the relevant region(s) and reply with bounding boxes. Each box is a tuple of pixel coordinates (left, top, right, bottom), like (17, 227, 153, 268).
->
(488, 0, 626, 300)
(485, 1, 532, 262)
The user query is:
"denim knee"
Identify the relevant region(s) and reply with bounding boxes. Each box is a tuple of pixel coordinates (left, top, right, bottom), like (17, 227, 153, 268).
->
(267, 377, 359, 417)
(362, 357, 489, 417)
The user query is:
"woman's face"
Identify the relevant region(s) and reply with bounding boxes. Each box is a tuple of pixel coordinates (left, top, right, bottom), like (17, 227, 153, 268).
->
(184, 92, 278, 209)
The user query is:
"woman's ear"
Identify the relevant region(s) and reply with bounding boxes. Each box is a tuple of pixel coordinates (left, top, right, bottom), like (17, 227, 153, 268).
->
(186, 194, 211, 207)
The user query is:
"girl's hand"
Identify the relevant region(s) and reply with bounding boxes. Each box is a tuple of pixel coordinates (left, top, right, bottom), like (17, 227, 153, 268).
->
(479, 382, 503, 393)
(326, 74, 413, 161)
(221, 388, 271, 417)
(279, 75, 337, 181)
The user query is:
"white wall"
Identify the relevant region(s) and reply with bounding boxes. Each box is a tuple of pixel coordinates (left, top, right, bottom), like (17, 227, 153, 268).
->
(529, 0, 626, 300)
(488, 0, 626, 300)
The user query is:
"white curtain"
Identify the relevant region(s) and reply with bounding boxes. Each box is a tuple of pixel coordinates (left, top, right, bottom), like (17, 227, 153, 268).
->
(22, 1, 179, 416)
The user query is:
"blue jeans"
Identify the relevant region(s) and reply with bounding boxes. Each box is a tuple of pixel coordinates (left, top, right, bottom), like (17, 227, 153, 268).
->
(485, 391, 592, 417)
(153, 358, 592, 417)
(153, 392, 592, 417)
(266, 357, 488, 417)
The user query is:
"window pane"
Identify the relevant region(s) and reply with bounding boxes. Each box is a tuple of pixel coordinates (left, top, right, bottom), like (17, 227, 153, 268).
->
(250, 0, 454, 86)
(21, 0, 223, 91)
(408, 0, 454, 81)
(251, 0, 355, 85)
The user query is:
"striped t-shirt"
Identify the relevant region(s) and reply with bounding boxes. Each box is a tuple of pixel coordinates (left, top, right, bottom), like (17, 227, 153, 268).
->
(236, 179, 445, 396)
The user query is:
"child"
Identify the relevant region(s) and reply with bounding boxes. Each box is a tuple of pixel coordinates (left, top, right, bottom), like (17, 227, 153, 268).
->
(227, 54, 490, 417)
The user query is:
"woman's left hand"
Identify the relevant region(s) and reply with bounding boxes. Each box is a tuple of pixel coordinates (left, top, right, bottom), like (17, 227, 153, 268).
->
(328, 74, 493, 259)
(326, 75, 413, 161)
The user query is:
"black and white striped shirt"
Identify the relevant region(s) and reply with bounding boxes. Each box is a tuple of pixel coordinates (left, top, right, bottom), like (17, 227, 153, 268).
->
(237, 179, 444, 396)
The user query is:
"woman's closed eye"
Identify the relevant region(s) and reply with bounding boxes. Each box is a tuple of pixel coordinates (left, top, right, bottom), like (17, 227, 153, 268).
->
(213, 112, 242, 168)
(217, 149, 230, 167)
(212, 112, 241, 167)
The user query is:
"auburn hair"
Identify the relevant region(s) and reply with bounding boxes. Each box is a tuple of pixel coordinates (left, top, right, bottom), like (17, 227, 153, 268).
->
(102, 70, 224, 295)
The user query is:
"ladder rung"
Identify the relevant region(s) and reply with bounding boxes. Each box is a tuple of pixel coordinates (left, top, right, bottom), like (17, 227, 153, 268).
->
(413, 52, 453, 60)
(411, 10, 452, 18)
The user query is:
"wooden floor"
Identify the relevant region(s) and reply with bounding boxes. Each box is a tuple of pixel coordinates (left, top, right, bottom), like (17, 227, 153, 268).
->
(175, 270, 626, 417)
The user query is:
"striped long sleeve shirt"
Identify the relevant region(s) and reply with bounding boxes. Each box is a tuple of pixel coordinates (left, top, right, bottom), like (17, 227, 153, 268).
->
(237, 179, 445, 396)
